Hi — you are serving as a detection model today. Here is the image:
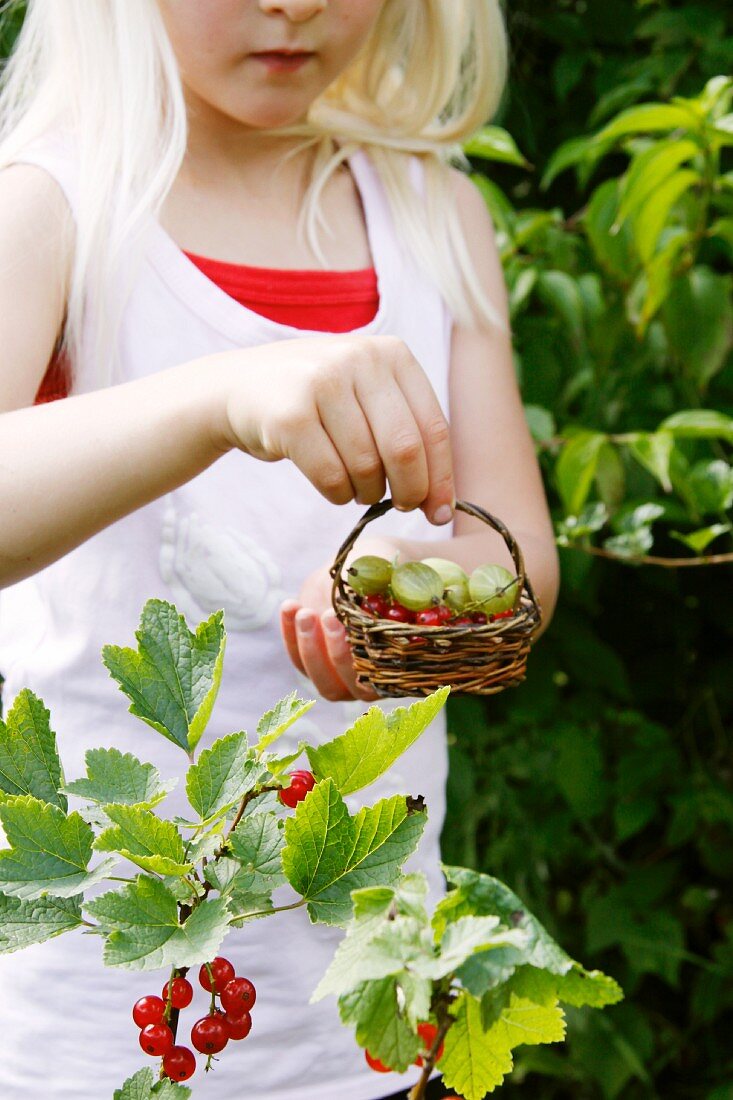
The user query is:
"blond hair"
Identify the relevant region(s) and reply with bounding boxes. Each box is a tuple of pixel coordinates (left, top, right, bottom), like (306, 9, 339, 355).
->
(0, 0, 508, 390)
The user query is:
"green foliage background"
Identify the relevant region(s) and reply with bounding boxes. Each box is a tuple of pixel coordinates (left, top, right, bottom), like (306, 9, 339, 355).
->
(1, 1, 732, 1097)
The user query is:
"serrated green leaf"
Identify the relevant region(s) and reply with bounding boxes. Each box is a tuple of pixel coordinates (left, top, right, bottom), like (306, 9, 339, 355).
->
(186, 732, 267, 821)
(263, 740, 308, 776)
(0, 795, 117, 899)
(0, 893, 83, 953)
(442, 867, 573, 976)
(62, 747, 175, 808)
(306, 688, 449, 796)
(485, 991, 566, 1050)
(0, 690, 66, 810)
(94, 805, 192, 876)
(284, 783, 426, 925)
(102, 600, 226, 754)
(255, 692, 315, 752)
(426, 916, 530, 981)
(553, 965, 624, 1008)
(114, 1067, 191, 1100)
(86, 875, 230, 970)
(441, 992, 514, 1100)
(228, 813, 286, 894)
(339, 977, 421, 1072)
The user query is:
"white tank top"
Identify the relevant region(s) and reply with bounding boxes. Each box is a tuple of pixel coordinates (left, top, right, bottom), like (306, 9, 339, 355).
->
(0, 129, 455, 1100)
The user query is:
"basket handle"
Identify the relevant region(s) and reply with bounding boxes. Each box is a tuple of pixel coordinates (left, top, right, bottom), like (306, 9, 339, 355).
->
(329, 498, 541, 615)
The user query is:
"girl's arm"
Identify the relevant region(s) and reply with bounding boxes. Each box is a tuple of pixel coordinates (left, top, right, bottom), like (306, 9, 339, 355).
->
(282, 170, 560, 698)
(0, 166, 455, 589)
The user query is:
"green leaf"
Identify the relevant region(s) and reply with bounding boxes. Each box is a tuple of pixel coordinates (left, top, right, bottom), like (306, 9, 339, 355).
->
(306, 688, 449, 796)
(670, 524, 731, 553)
(186, 732, 267, 821)
(709, 217, 733, 250)
(114, 1066, 192, 1099)
(603, 529, 654, 558)
(263, 740, 308, 776)
(593, 102, 700, 143)
(87, 875, 230, 970)
(556, 502, 609, 545)
(556, 432, 607, 516)
(255, 691, 315, 752)
(552, 965, 624, 1008)
(428, 916, 530, 981)
(440, 992, 514, 1100)
(633, 169, 699, 264)
(595, 443, 625, 511)
(584, 178, 636, 280)
(94, 805, 192, 876)
(524, 405, 555, 444)
(62, 747, 175, 808)
(282, 780, 426, 924)
(441, 867, 573, 976)
(102, 600, 226, 754)
(661, 268, 733, 385)
(536, 271, 586, 356)
(627, 432, 674, 492)
(463, 125, 530, 168)
(660, 409, 733, 442)
(0, 795, 117, 899)
(228, 813, 286, 896)
(339, 977, 421, 1073)
(0, 690, 66, 810)
(0, 893, 83, 953)
(684, 460, 733, 514)
(616, 139, 700, 227)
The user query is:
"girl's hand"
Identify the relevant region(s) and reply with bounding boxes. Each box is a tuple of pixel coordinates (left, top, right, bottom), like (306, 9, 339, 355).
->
(214, 334, 455, 525)
(279, 536, 400, 702)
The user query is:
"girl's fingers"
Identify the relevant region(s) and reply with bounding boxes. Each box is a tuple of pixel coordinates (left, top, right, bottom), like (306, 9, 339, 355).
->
(294, 608, 354, 701)
(352, 372, 429, 512)
(320, 611, 380, 702)
(280, 600, 307, 676)
(286, 420, 356, 506)
(393, 356, 455, 524)
(317, 386, 386, 506)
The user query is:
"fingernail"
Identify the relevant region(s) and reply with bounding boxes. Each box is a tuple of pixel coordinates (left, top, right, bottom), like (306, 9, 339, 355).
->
(297, 613, 315, 634)
(432, 504, 453, 525)
(323, 614, 343, 636)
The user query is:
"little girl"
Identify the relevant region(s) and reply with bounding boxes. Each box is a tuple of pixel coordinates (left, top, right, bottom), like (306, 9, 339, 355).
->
(0, 1, 559, 1097)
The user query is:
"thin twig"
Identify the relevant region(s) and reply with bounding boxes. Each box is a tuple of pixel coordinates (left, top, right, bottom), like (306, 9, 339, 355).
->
(561, 542, 733, 568)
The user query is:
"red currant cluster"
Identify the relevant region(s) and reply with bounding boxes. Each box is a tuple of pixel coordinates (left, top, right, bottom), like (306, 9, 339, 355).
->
(365, 1021, 445, 1074)
(131, 956, 256, 1082)
(358, 593, 514, 627)
(277, 769, 315, 809)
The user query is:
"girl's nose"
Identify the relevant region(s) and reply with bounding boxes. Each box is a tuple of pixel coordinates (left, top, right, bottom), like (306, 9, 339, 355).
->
(258, 0, 327, 19)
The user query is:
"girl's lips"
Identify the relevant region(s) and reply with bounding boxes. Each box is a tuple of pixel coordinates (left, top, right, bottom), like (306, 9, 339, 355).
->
(250, 52, 314, 72)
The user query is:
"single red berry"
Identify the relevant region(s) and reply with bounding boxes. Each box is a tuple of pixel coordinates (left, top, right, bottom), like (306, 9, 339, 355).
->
(224, 1009, 252, 1040)
(221, 976, 257, 1017)
(139, 1022, 174, 1057)
(435, 604, 453, 623)
(415, 608, 443, 626)
(491, 609, 515, 621)
(365, 1049, 392, 1073)
(451, 615, 474, 626)
(414, 1021, 445, 1066)
(163, 1046, 197, 1082)
(385, 602, 415, 623)
(361, 593, 389, 617)
(132, 995, 166, 1029)
(162, 977, 194, 1010)
(470, 611, 488, 624)
(278, 777, 309, 809)
(191, 1014, 229, 1055)
(198, 957, 236, 994)
(288, 769, 315, 792)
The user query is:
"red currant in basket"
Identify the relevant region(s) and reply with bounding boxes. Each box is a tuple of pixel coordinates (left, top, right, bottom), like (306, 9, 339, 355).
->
(199, 956, 236, 994)
(132, 995, 165, 1029)
(361, 593, 390, 617)
(163, 1046, 197, 1082)
(162, 977, 194, 1009)
(139, 1022, 174, 1057)
(224, 1010, 252, 1040)
(435, 604, 453, 623)
(470, 611, 488, 624)
(365, 1049, 392, 1073)
(191, 1014, 229, 1055)
(221, 976, 257, 1017)
(278, 769, 315, 809)
(451, 615, 474, 626)
(491, 609, 515, 621)
(414, 1021, 444, 1066)
(415, 608, 443, 626)
(385, 602, 415, 623)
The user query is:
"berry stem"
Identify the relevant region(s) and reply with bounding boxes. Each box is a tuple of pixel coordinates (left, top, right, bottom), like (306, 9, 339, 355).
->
(407, 986, 455, 1100)
(228, 897, 307, 924)
(164, 966, 189, 1046)
(222, 785, 279, 847)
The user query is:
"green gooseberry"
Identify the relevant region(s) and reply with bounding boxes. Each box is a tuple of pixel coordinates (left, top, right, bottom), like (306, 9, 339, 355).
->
(390, 562, 444, 611)
(468, 564, 520, 614)
(444, 580, 469, 612)
(346, 555, 393, 596)
(420, 557, 468, 589)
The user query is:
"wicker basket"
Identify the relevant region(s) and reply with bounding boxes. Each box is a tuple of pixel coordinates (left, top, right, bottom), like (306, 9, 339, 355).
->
(330, 498, 543, 698)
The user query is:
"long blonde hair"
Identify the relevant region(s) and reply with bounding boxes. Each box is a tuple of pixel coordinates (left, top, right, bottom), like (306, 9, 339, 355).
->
(0, 0, 508, 390)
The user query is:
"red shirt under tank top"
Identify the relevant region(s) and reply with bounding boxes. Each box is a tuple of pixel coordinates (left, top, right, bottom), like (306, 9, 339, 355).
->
(34, 255, 379, 404)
